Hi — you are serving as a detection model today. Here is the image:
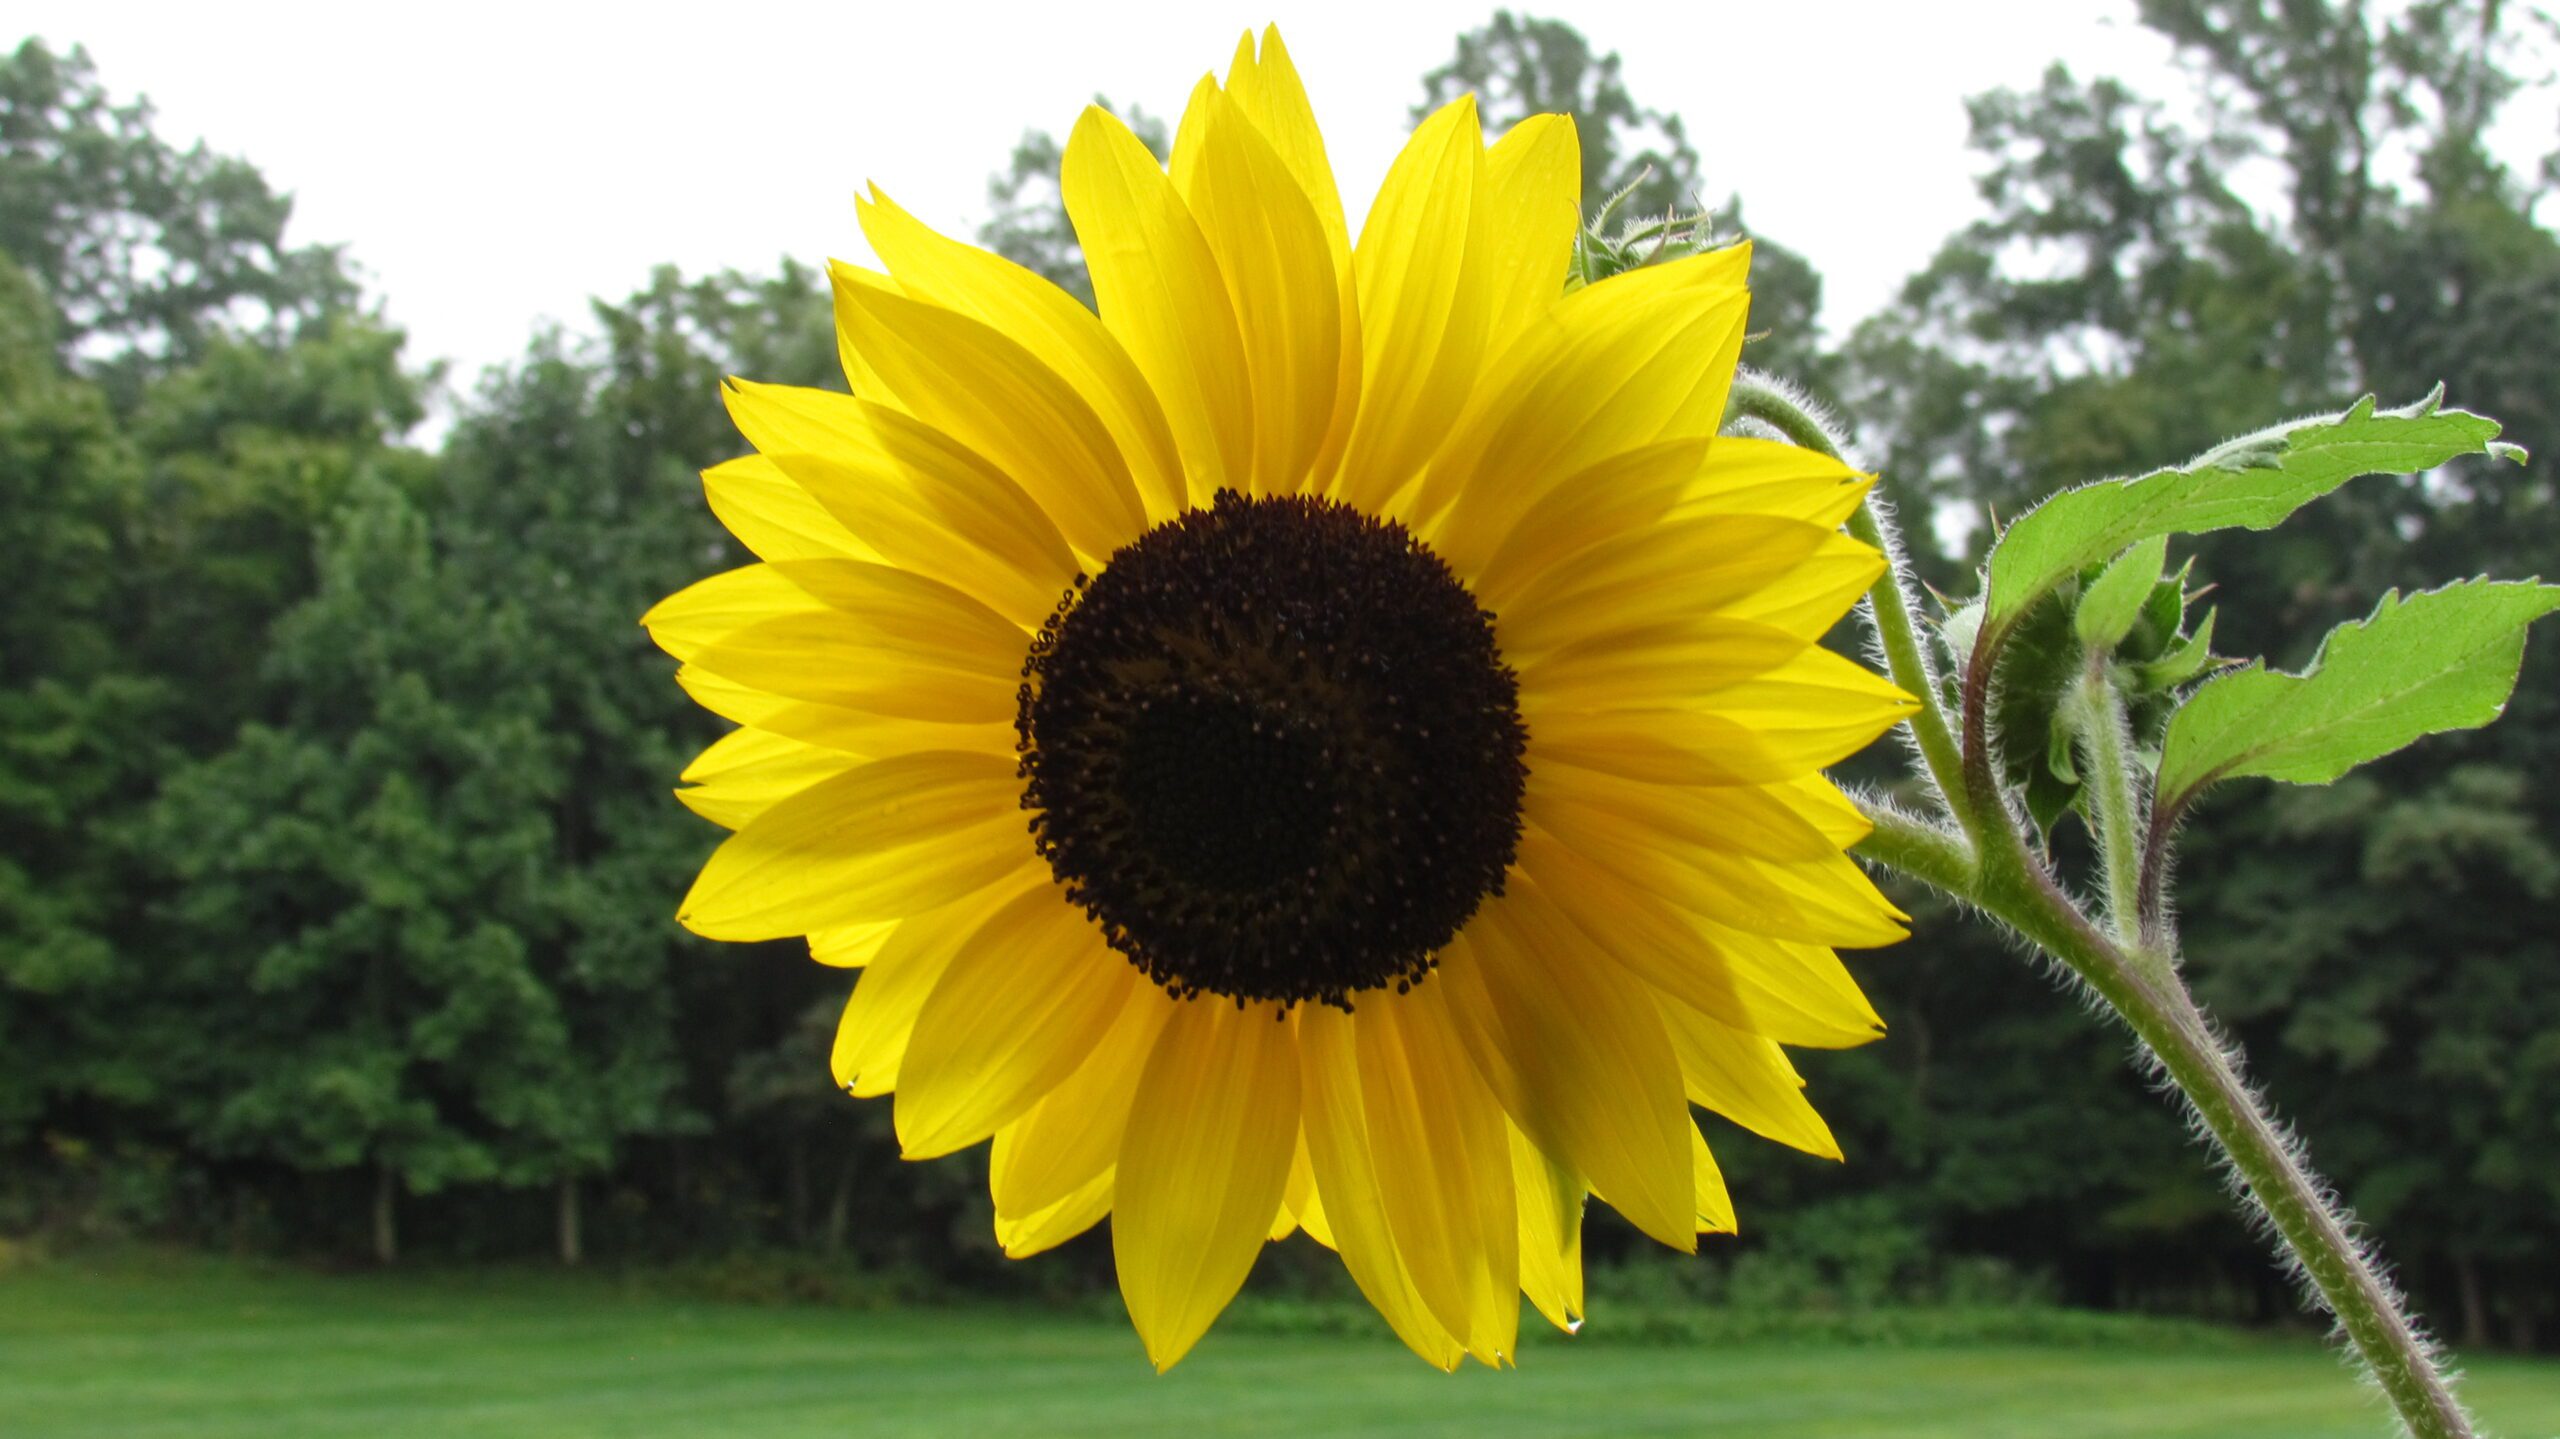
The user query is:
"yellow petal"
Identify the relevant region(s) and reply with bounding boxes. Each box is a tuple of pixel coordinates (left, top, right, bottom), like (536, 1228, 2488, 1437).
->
(895, 883, 1139, 1159)
(831, 893, 1015, 1095)
(641, 564, 823, 665)
(809, 920, 899, 969)
(1529, 709, 1835, 787)
(1692, 1120, 1737, 1233)
(1224, 28, 1349, 262)
(1512, 618, 1811, 709)
(1295, 1002, 1466, 1369)
(726, 383, 1081, 629)
(1354, 983, 1519, 1366)
(829, 265, 1149, 562)
(1658, 997, 1844, 1160)
(1495, 516, 1848, 657)
(1783, 773, 1877, 849)
(1525, 765, 1845, 865)
(1477, 114, 1581, 356)
(689, 610, 1015, 726)
(678, 752, 1031, 940)
(1529, 650, 1920, 788)
(1295, 1180, 1336, 1251)
(1716, 534, 1890, 639)
(1270, 1130, 1315, 1242)
(1171, 80, 1341, 495)
(1439, 883, 1695, 1252)
(769, 556, 1027, 658)
(1515, 831, 1885, 1050)
(1063, 104, 1254, 503)
(1697, 648, 1925, 768)
(701, 454, 870, 563)
(1523, 798, 1908, 949)
(1114, 998, 1301, 1371)
(1408, 244, 1750, 530)
(997, 1166, 1115, 1259)
(992, 983, 1173, 1217)
(1673, 435, 1874, 528)
(673, 664, 1015, 761)
(1509, 1123, 1586, 1333)
(675, 725, 862, 832)
(1458, 438, 1709, 607)
(855, 187, 1189, 523)
(1334, 97, 1487, 514)
(826, 265, 901, 398)
(1223, 27, 1361, 487)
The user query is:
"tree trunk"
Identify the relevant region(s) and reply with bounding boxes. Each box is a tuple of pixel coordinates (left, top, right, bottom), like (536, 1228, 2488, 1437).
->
(2454, 1253, 2490, 1349)
(823, 1151, 857, 1258)
(787, 1137, 810, 1247)
(371, 1163, 398, 1266)
(557, 1174, 583, 1267)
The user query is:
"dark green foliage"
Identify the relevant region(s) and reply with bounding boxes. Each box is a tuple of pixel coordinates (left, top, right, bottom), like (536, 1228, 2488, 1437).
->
(1416, 10, 1700, 218)
(2, 9, 2557, 1358)
(1851, 0, 2560, 1347)
(0, 41, 361, 409)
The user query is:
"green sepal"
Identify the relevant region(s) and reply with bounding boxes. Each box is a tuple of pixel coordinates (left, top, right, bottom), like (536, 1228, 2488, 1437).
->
(2074, 535, 2169, 652)
(2024, 753, 2083, 835)
(1985, 590, 2086, 835)
(2128, 559, 2197, 662)
(1938, 599, 1984, 674)
(2131, 607, 2220, 691)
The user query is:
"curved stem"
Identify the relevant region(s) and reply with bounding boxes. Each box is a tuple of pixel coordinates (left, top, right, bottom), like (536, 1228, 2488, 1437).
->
(1848, 797, 1974, 895)
(1974, 838, 2474, 1439)
(1725, 374, 1977, 838)
(2064, 663, 2147, 950)
(1754, 363, 2470, 1437)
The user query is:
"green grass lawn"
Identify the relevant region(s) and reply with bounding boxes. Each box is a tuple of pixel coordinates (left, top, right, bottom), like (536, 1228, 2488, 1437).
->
(6, 1258, 2558, 1438)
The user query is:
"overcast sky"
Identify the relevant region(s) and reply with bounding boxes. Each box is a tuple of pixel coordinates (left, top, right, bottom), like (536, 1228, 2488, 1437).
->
(16, 1, 2185, 398)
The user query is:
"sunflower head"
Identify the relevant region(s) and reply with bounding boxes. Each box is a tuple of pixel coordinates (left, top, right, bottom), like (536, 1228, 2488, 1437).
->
(646, 25, 1914, 1372)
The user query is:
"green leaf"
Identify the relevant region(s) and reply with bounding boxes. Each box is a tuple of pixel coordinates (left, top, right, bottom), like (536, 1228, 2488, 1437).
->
(2074, 535, 2169, 651)
(2156, 580, 2560, 811)
(1983, 391, 2518, 628)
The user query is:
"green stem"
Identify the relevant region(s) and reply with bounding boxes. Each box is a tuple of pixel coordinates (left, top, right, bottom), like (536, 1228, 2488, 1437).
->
(1848, 798, 1976, 895)
(1786, 370, 2478, 1433)
(1854, 789, 2476, 1437)
(1970, 836, 2475, 1439)
(1724, 374, 1978, 839)
(2064, 663, 2148, 950)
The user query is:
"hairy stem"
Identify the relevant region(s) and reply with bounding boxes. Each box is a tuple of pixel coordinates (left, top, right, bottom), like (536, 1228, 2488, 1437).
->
(1724, 374, 1977, 838)
(2063, 663, 2148, 950)
(1807, 428, 2476, 1433)
(1976, 837, 2475, 1439)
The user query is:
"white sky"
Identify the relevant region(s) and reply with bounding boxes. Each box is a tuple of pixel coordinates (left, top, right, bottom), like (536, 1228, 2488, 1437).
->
(15, 1, 2184, 399)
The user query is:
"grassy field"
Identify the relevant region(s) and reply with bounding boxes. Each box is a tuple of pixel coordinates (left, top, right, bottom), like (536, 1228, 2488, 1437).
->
(6, 1258, 2559, 1438)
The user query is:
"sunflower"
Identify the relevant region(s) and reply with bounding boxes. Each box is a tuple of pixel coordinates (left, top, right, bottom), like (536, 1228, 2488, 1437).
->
(645, 27, 1913, 1371)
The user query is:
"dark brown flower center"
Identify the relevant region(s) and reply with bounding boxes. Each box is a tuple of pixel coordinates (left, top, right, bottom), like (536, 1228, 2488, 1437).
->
(1016, 490, 1527, 1009)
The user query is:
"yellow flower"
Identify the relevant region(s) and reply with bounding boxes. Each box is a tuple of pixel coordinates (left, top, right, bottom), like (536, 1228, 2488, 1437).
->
(645, 27, 1913, 1371)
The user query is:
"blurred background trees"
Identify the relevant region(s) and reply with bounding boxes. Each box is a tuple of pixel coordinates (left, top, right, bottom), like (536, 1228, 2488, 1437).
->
(2, 3, 2554, 1348)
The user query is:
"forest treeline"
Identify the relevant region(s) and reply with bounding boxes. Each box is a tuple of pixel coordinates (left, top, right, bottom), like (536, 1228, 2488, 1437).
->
(4, 3, 2556, 1350)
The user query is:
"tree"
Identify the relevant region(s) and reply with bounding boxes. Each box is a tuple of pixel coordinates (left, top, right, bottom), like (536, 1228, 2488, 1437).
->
(0, 41, 361, 408)
(1843, 0, 2560, 1344)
